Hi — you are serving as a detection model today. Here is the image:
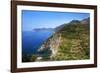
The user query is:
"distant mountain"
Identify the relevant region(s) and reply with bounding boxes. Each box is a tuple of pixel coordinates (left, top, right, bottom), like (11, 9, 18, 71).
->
(55, 17, 90, 32)
(37, 17, 90, 61)
(81, 17, 90, 25)
(33, 18, 89, 32)
(54, 20, 81, 32)
(69, 20, 81, 24)
(33, 28, 54, 31)
(54, 24, 67, 32)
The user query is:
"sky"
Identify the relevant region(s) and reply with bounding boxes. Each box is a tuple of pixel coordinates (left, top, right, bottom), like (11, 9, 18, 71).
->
(22, 10, 90, 31)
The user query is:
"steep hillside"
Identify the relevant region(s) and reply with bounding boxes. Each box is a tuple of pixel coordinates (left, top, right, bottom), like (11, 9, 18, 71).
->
(36, 18, 90, 61)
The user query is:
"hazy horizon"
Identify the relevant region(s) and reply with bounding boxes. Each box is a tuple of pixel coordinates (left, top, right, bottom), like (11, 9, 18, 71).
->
(22, 10, 90, 31)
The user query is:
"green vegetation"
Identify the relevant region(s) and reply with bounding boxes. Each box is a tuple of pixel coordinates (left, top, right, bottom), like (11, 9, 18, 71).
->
(22, 54, 37, 62)
(52, 20, 90, 60)
(22, 18, 90, 62)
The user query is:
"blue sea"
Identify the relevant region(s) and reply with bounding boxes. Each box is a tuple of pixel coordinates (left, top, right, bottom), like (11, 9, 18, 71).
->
(22, 30, 54, 56)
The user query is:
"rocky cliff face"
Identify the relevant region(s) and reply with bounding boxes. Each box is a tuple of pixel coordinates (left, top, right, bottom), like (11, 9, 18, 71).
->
(81, 17, 90, 25)
(37, 17, 90, 61)
(37, 32, 62, 60)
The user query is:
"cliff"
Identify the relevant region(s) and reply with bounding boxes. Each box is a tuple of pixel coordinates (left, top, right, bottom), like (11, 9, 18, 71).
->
(37, 17, 90, 61)
(37, 32, 62, 61)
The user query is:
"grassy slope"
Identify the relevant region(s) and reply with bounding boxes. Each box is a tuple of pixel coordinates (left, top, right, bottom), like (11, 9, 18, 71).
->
(52, 22, 90, 60)
(22, 19, 90, 62)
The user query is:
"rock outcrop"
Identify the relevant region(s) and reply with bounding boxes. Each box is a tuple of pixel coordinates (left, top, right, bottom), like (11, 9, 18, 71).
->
(37, 17, 90, 61)
(37, 32, 62, 60)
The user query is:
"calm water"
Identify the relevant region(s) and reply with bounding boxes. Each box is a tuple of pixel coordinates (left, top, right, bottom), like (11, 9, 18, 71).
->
(22, 30, 54, 56)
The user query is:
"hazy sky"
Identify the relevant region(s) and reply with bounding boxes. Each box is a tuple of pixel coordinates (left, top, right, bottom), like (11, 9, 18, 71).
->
(22, 10, 90, 31)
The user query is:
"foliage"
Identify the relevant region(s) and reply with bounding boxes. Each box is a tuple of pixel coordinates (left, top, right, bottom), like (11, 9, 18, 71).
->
(52, 22, 90, 60)
(30, 55, 37, 61)
(22, 54, 37, 62)
(22, 18, 90, 62)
